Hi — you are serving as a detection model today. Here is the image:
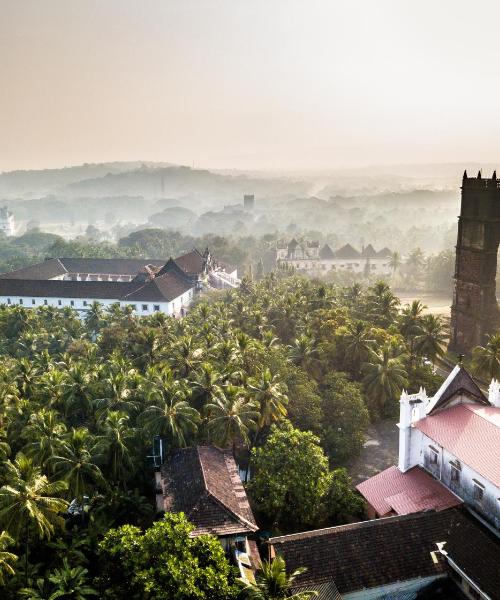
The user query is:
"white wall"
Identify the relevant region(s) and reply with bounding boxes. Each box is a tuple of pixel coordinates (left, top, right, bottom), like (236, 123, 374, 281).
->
(0, 286, 196, 317)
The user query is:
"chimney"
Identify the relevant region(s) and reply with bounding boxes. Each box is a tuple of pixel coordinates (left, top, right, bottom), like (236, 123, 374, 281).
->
(488, 379, 500, 408)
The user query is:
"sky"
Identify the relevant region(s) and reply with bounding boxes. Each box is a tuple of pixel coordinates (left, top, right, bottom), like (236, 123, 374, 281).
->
(2, 0, 500, 172)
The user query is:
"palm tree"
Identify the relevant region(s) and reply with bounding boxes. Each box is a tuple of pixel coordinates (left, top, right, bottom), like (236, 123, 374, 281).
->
(84, 301, 104, 335)
(248, 369, 288, 430)
(240, 556, 317, 599)
(95, 411, 135, 487)
(21, 409, 67, 469)
(0, 531, 17, 586)
(62, 365, 96, 422)
(47, 558, 98, 599)
(206, 386, 259, 454)
(363, 347, 408, 416)
(388, 251, 402, 276)
(142, 397, 200, 449)
(399, 300, 426, 363)
(414, 314, 447, 364)
(191, 362, 224, 409)
(0, 454, 67, 583)
(472, 333, 500, 380)
(341, 321, 375, 375)
(51, 428, 103, 501)
(288, 335, 318, 370)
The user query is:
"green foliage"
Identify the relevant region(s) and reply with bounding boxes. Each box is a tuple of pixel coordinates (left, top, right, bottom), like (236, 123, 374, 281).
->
(248, 423, 332, 530)
(97, 513, 239, 600)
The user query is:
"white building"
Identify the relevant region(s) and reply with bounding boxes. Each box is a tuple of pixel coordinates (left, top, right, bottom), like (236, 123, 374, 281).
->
(277, 239, 392, 275)
(0, 207, 15, 236)
(358, 365, 500, 530)
(0, 249, 239, 317)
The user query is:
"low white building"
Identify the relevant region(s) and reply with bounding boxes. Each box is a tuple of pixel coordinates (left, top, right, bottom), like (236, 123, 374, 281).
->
(358, 365, 500, 530)
(0, 249, 239, 317)
(277, 239, 392, 275)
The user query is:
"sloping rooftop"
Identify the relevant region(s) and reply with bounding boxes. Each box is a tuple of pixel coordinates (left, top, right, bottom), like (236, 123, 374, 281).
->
(361, 244, 377, 258)
(173, 249, 206, 275)
(160, 446, 258, 537)
(334, 243, 361, 259)
(377, 246, 392, 258)
(269, 508, 500, 599)
(319, 244, 335, 260)
(427, 365, 487, 414)
(416, 403, 500, 487)
(356, 465, 462, 516)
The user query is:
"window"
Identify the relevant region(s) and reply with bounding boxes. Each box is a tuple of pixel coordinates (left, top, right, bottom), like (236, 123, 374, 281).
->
(58, 300, 62, 306)
(142, 304, 148, 311)
(473, 481, 485, 503)
(32, 299, 36, 305)
(70, 300, 74, 307)
(6, 298, 10, 304)
(429, 446, 439, 465)
(153, 305, 160, 312)
(19, 299, 23, 305)
(44, 299, 48, 305)
(450, 463, 460, 484)
(129, 304, 137, 311)
(83, 301, 87, 307)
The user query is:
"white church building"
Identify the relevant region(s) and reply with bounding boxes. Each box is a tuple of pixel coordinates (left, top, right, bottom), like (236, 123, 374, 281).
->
(358, 365, 500, 531)
(0, 249, 239, 317)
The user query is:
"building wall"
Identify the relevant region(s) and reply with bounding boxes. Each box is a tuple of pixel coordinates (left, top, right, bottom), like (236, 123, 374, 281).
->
(0, 287, 195, 317)
(278, 256, 391, 275)
(418, 431, 500, 528)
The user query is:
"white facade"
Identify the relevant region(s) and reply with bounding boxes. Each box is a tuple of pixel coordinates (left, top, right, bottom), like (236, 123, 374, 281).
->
(0, 208, 15, 237)
(398, 369, 500, 529)
(0, 287, 195, 318)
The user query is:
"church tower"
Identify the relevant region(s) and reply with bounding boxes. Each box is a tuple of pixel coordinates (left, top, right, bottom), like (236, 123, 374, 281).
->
(449, 170, 500, 353)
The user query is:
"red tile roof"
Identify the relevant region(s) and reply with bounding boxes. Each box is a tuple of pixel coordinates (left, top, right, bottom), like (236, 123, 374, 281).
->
(415, 404, 500, 487)
(356, 466, 461, 516)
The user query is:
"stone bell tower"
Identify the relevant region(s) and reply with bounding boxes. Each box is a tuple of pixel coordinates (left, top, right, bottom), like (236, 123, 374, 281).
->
(449, 170, 500, 353)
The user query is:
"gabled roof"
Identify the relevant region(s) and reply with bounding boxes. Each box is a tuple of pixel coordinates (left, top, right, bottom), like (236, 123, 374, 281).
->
(377, 246, 392, 258)
(288, 238, 299, 250)
(123, 270, 193, 302)
(269, 509, 500, 599)
(361, 244, 377, 258)
(415, 404, 500, 487)
(173, 249, 206, 275)
(161, 446, 258, 537)
(334, 243, 361, 259)
(319, 244, 335, 260)
(356, 465, 461, 516)
(427, 365, 487, 414)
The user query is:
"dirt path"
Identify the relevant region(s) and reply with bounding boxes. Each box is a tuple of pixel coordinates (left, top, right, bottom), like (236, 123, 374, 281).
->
(347, 419, 399, 485)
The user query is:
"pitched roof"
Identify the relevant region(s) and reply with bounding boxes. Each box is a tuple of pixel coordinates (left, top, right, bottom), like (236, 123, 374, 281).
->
(288, 238, 299, 249)
(173, 249, 206, 275)
(361, 244, 377, 258)
(319, 244, 335, 260)
(356, 466, 462, 516)
(269, 509, 500, 599)
(427, 366, 487, 414)
(334, 243, 361, 259)
(160, 446, 258, 537)
(415, 404, 500, 487)
(0, 269, 192, 303)
(377, 246, 392, 258)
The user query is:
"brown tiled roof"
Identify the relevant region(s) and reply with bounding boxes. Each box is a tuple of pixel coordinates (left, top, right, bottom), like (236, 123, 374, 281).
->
(0, 258, 68, 280)
(269, 508, 500, 599)
(172, 249, 205, 275)
(0, 270, 192, 303)
(334, 244, 361, 259)
(160, 446, 258, 537)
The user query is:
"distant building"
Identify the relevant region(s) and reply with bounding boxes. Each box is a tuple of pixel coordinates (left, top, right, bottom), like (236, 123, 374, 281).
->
(156, 446, 260, 581)
(0, 249, 239, 317)
(0, 207, 15, 236)
(277, 239, 392, 275)
(243, 194, 255, 211)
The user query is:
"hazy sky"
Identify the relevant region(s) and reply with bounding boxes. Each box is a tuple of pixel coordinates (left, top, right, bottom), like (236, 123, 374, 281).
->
(2, 0, 500, 171)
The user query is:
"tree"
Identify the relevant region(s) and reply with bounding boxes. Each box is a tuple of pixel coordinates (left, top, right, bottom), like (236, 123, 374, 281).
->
(44, 559, 98, 599)
(206, 386, 259, 453)
(322, 468, 365, 524)
(248, 368, 288, 430)
(248, 423, 331, 530)
(0, 454, 67, 581)
(97, 513, 239, 600)
(240, 556, 317, 599)
(414, 314, 447, 364)
(472, 333, 500, 380)
(143, 397, 200, 449)
(21, 409, 66, 469)
(0, 531, 17, 586)
(338, 321, 374, 376)
(95, 411, 136, 487)
(320, 373, 369, 464)
(388, 251, 402, 276)
(51, 428, 103, 501)
(363, 347, 408, 416)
